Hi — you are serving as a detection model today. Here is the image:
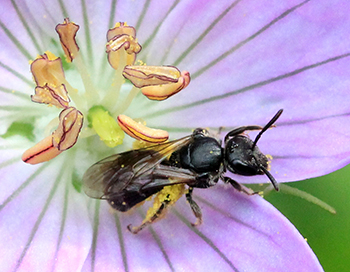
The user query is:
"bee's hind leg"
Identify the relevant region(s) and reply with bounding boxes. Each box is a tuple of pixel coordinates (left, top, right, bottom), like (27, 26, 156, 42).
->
(128, 184, 186, 234)
(127, 198, 170, 234)
(186, 187, 203, 226)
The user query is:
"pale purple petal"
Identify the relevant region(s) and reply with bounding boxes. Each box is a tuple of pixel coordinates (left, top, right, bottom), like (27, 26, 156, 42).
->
(0, 148, 92, 271)
(83, 186, 322, 272)
(0, 0, 344, 271)
(140, 0, 350, 182)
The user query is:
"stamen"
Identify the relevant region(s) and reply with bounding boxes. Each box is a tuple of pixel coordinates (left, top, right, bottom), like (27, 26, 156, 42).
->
(106, 22, 142, 70)
(112, 86, 139, 117)
(117, 114, 168, 143)
(123, 66, 191, 100)
(55, 18, 80, 62)
(101, 49, 127, 111)
(73, 52, 99, 104)
(55, 19, 99, 104)
(31, 84, 70, 108)
(30, 52, 82, 107)
(52, 107, 84, 151)
(142, 71, 190, 100)
(31, 53, 66, 87)
(23, 107, 83, 164)
(22, 135, 62, 164)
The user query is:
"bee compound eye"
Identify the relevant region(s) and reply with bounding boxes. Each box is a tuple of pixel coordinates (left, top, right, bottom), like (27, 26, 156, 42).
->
(230, 159, 258, 176)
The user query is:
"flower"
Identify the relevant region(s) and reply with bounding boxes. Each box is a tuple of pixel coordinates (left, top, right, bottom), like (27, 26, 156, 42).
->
(1, 0, 350, 271)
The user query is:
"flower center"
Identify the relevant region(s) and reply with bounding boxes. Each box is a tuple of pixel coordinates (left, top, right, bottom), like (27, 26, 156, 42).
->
(21, 18, 191, 165)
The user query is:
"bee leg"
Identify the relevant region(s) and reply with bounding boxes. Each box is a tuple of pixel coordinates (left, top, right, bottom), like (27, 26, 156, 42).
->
(186, 187, 203, 226)
(223, 176, 259, 195)
(127, 198, 170, 234)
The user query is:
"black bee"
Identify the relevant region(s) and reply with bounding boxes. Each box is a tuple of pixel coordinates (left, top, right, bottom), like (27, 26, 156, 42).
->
(83, 109, 283, 234)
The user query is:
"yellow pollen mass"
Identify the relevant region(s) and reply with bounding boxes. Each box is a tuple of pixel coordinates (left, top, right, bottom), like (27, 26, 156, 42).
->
(44, 51, 59, 60)
(143, 184, 185, 224)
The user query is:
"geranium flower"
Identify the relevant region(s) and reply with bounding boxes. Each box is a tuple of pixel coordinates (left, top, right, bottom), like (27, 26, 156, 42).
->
(1, 0, 349, 271)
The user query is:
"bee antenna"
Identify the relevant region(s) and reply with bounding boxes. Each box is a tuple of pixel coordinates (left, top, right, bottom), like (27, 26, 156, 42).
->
(260, 164, 279, 191)
(252, 109, 283, 150)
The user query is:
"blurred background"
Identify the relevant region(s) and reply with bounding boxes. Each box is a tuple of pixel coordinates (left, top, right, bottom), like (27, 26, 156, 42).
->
(264, 164, 350, 271)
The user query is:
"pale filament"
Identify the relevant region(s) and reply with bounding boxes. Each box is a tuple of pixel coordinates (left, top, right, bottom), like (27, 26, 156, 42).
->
(112, 86, 139, 118)
(73, 52, 100, 106)
(101, 49, 127, 110)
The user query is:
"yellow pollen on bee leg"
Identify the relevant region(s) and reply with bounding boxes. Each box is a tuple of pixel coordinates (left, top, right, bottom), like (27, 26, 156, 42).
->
(143, 184, 186, 224)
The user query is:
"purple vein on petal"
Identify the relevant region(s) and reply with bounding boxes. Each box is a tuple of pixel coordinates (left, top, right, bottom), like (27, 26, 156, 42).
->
(137, 209, 175, 272)
(90, 200, 100, 272)
(81, 0, 93, 67)
(51, 181, 70, 272)
(98, 0, 118, 77)
(0, 86, 30, 100)
(278, 111, 350, 126)
(191, 0, 311, 79)
(172, 0, 242, 67)
(0, 163, 50, 212)
(13, 162, 64, 271)
(144, 52, 350, 119)
(270, 154, 344, 160)
(172, 208, 239, 272)
(195, 195, 271, 239)
(107, 0, 118, 28)
(0, 105, 43, 112)
(0, 156, 21, 169)
(0, 61, 34, 87)
(114, 214, 129, 272)
(135, 0, 151, 31)
(57, 0, 69, 18)
(148, 226, 175, 272)
(156, 111, 350, 137)
(10, 0, 43, 53)
(142, 0, 180, 50)
(0, 20, 32, 59)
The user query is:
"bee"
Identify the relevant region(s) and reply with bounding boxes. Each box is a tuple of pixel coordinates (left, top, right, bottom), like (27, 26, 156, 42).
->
(83, 109, 283, 234)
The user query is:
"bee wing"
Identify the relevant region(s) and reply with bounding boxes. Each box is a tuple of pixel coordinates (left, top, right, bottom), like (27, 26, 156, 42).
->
(131, 135, 193, 178)
(82, 152, 134, 199)
(82, 135, 193, 199)
(140, 164, 200, 191)
(105, 165, 201, 212)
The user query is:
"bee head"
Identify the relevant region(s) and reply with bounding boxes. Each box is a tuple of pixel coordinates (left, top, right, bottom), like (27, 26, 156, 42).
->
(224, 109, 283, 191)
(224, 135, 268, 176)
